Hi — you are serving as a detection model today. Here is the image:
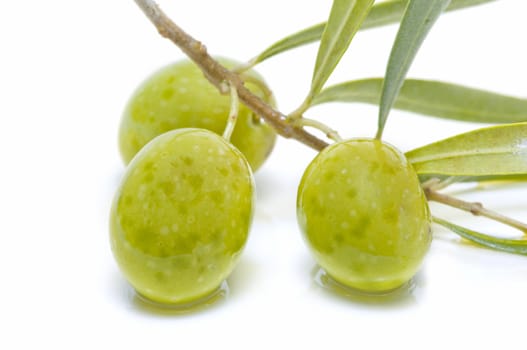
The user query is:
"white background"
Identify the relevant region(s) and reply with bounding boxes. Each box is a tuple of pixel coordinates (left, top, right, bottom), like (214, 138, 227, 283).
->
(1, 0, 527, 348)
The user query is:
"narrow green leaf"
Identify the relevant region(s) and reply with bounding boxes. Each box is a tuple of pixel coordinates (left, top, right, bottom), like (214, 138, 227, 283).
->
(251, 0, 495, 65)
(446, 0, 497, 11)
(312, 78, 527, 124)
(434, 217, 527, 256)
(364, 0, 494, 28)
(251, 24, 325, 65)
(418, 174, 527, 184)
(309, 0, 374, 100)
(377, 0, 452, 139)
(406, 123, 527, 177)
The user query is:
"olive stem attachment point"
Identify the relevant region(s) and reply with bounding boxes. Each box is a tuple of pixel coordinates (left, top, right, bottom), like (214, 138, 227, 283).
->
(222, 84, 240, 141)
(374, 127, 384, 141)
(422, 176, 468, 192)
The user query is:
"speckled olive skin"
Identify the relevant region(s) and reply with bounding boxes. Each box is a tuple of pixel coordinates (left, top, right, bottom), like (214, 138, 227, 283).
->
(297, 139, 431, 293)
(118, 58, 276, 172)
(110, 128, 254, 305)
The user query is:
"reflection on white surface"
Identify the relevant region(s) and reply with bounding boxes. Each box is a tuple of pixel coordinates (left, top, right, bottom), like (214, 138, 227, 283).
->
(133, 281, 230, 315)
(312, 266, 422, 307)
(108, 270, 230, 316)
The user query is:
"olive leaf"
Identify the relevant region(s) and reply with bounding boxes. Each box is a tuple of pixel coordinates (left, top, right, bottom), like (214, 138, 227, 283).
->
(433, 217, 527, 256)
(308, 0, 374, 101)
(418, 174, 527, 185)
(377, 0, 452, 139)
(406, 123, 527, 177)
(250, 0, 495, 65)
(311, 78, 527, 123)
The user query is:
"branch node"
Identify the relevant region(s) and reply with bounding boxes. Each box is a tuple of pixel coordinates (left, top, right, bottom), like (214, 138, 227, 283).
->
(470, 202, 483, 216)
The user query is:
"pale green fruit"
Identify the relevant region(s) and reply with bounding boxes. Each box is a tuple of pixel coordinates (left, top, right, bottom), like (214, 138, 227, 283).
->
(110, 128, 254, 305)
(118, 58, 276, 171)
(297, 138, 431, 293)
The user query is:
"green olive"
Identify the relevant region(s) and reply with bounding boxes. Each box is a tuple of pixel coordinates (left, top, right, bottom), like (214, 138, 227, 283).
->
(118, 58, 276, 171)
(297, 138, 431, 293)
(110, 128, 254, 305)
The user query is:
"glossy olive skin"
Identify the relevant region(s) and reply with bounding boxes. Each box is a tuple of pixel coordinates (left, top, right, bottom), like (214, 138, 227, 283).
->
(110, 128, 254, 305)
(118, 58, 276, 172)
(297, 139, 431, 293)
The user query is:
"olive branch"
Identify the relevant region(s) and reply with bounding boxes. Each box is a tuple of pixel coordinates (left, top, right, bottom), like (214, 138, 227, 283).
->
(133, 0, 527, 256)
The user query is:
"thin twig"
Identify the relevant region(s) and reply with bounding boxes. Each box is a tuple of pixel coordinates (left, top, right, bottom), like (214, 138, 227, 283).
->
(292, 118, 343, 143)
(134, 0, 328, 151)
(421, 176, 468, 192)
(222, 84, 239, 141)
(425, 188, 527, 234)
(239, 73, 274, 102)
(421, 178, 441, 190)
